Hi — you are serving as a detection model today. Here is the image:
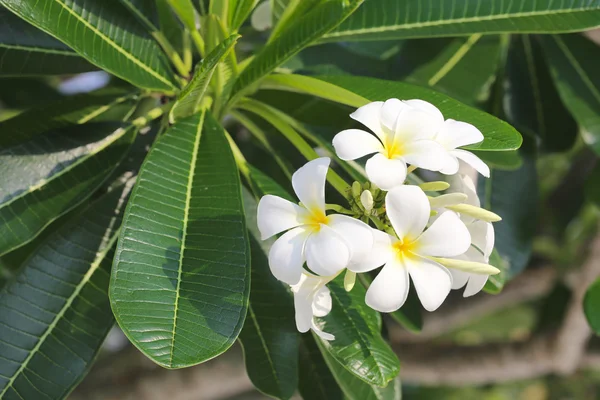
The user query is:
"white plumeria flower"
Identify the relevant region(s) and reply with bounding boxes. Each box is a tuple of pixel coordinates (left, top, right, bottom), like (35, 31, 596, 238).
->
(332, 99, 448, 190)
(250, 1, 272, 31)
(361, 185, 471, 312)
(434, 119, 490, 178)
(446, 174, 495, 296)
(257, 157, 373, 285)
(291, 272, 335, 340)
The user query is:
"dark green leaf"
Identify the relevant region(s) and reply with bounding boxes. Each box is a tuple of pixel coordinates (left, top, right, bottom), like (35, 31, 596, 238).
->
(584, 278, 600, 334)
(505, 35, 577, 152)
(0, 122, 136, 256)
(0, 7, 94, 76)
(167, 0, 198, 31)
(170, 34, 239, 122)
(118, 0, 159, 31)
(110, 111, 250, 368)
(324, 0, 600, 42)
(540, 34, 600, 155)
(247, 164, 294, 202)
(298, 334, 344, 400)
(231, 0, 363, 99)
(483, 248, 509, 294)
(478, 152, 538, 280)
(0, 179, 133, 400)
(585, 163, 600, 207)
(316, 334, 401, 400)
(0, 0, 178, 91)
(473, 150, 523, 171)
(317, 276, 400, 387)
(314, 75, 522, 151)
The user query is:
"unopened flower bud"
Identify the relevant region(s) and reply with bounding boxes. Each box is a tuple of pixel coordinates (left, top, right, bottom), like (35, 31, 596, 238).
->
(360, 190, 374, 213)
(352, 181, 361, 197)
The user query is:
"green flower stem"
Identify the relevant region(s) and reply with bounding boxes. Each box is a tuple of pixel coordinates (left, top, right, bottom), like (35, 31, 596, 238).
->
(191, 30, 206, 56)
(131, 102, 174, 127)
(369, 215, 387, 231)
(224, 129, 251, 180)
(153, 31, 189, 77)
(325, 204, 354, 215)
(236, 98, 350, 196)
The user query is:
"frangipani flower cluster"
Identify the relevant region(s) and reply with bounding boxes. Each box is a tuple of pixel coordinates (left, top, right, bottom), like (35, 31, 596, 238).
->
(257, 99, 502, 340)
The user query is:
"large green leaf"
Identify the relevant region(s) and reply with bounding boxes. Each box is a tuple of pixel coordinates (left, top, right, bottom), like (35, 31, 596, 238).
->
(584, 277, 600, 335)
(170, 34, 239, 122)
(281, 74, 522, 151)
(230, 0, 363, 99)
(110, 111, 250, 368)
(0, 179, 133, 400)
(505, 35, 577, 152)
(0, 89, 138, 148)
(315, 335, 401, 400)
(316, 276, 400, 387)
(478, 153, 538, 279)
(0, 122, 136, 256)
(540, 34, 600, 155)
(0, 0, 178, 91)
(324, 0, 600, 42)
(298, 335, 344, 400)
(0, 7, 94, 76)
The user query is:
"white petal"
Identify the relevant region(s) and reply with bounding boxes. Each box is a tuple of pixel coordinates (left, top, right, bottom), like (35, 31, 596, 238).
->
(257, 195, 306, 240)
(449, 268, 470, 290)
(386, 185, 430, 241)
(268, 227, 308, 284)
(327, 214, 374, 262)
(350, 101, 387, 142)
(403, 99, 445, 127)
(463, 274, 488, 297)
(394, 103, 444, 142)
(405, 255, 452, 312)
(311, 320, 335, 341)
(305, 224, 350, 276)
(380, 98, 405, 131)
(365, 259, 410, 313)
(292, 275, 314, 333)
(365, 153, 407, 191)
(469, 221, 495, 260)
(436, 119, 484, 150)
(448, 174, 480, 207)
(348, 230, 394, 273)
(453, 149, 491, 178)
(292, 157, 329, 213)
(437, 153, 460, 175)
(401, 139, 448, 172)
(416, 211, 471, 257)
(250, 1, 272, 31)
(332, 129, 383, 160)
(312, 286, 332, 317)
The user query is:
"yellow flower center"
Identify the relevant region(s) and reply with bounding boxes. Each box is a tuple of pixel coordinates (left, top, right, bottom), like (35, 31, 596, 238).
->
(304, 209, 329, 232)
(392, 239, 417, 259)
(384, 137, 404, 159)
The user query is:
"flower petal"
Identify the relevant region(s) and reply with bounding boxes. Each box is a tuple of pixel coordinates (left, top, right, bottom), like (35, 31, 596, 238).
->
(468, 221, 495, 260)
(463, 274, 488, 297)
(416, 211, 471, 257)
(394, 103, 444, 142)
(402, 139, 449, 172)
(365, 259, 410, 313)
(312, 286, 332, 317)
(257, 195, 307, 239)
(404, 99, 445, 126)
(405, 255, 452, 312)
(311, 320, 335, 341)
(386, 185, 430, 240)
(448, 174, 480, 207)
(305, 224, 350, 276)
(437, 153, 460, 175)
(436, 119, 484, 149)
(453, 149, 491, 178)
(350, 101, 387, 142)
(365, 153, 408, 191)
(348, 230, 394, 273)
(269, 227, 308, 284)
(292, 157, 330, 213)
(380, 98, 405, 131)
(332, 129, 383, 160)
(327, 214, 374, 262)
(449, 268, 470, 290)
(250, 1, 272, 31)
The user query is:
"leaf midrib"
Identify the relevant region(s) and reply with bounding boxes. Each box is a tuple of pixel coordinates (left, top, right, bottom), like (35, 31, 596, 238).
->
(0, 43, 78, 55)
(0, 233, 118, 398)
(168, 113, 204, 366)
(427, 34, 482, 86)
(247, 304, 283, 395)
(325, 7, 600, 38)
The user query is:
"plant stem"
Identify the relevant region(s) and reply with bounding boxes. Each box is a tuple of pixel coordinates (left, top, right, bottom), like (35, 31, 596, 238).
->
(191, 30, 205, 56)
(153, 32, 189, 77)
(132, 102, 174, 128)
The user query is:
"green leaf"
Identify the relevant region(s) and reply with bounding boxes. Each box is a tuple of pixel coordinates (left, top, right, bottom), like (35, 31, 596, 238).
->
(478, 153, 538, 280)
(473, 150, 523, 171)
(324, 0, 600, 42)
(167, 0, 198, 31)
(270, 0, 327, 39)
(584, 278, 600, 334)
(315, 335, 401, 400)
(118, 0, 160, 31)
(540, 34, 600, 155)
(316, 277, 400, 387)
(0, 179, 133, 400)
(239, 235, 299, 400)
(110, 111, 250, 368)
(298, 334, 344, 400)
(0, 0, 178, 91)
(0, 89, 138, 148)
(505, 35, 577, 152)
(170, 34, 239, 122)
(301, 75, 522, 151)
(229, 0, 259, 30)
(585, 163, 600, 208)
(0, 122, 136, 256)
(0, 7, 94, 76)
(230, 0, 363, 100)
